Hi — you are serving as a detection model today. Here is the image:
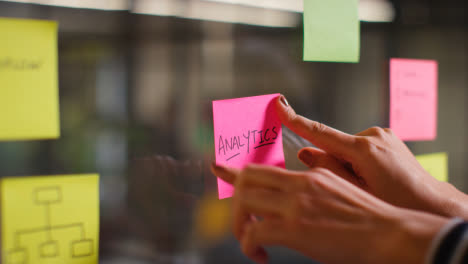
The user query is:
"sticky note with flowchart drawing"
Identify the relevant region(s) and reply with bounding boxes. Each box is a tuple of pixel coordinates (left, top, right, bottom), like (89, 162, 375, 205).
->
(0, 17, 60, 141)
(1, 174, 99, 264)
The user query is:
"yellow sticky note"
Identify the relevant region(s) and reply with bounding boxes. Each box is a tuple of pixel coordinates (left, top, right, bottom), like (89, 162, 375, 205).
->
(1, 174, 99, 264)
(0, 18, 60, 140)
(416, 152, 448, 182)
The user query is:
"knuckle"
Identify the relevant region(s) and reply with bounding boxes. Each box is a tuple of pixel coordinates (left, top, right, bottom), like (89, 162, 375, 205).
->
(287, 195, 307, 221)
(355, 137, 375, 152)
(309, 121, 327, 134)
(369, 126, 385, 137)
(355, 137, 386, 155)
(383, 128, 394, 135)
(292, 171, 322, 193)
(304, 171, 327, 191)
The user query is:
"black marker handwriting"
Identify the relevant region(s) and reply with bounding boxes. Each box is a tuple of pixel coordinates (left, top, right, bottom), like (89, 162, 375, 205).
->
(218, 126, 279, 161)
(0, 57, 43, 71)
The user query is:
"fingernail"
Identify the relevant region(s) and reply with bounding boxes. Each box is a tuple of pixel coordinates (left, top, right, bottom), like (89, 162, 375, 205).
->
(298, 150, 313, 162)
(280, 95, 289, 107)
(298, 150, 317, 167)
(211, 161, 226, 172)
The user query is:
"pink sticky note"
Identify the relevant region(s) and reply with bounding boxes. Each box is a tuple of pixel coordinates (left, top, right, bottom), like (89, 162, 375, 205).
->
(213, 94, 285, 199)
(390, 58, 438, 141)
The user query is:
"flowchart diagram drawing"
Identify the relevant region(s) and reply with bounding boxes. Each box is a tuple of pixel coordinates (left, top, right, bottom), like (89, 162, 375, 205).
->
(1, 174, 99, 264)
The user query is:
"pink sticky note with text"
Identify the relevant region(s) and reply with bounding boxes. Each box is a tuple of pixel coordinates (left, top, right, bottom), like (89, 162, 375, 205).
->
(213, 94, 285, 199)
(390, 58, 438, 141)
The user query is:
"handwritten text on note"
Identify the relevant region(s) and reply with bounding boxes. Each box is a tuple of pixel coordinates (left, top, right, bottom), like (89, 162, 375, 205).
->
(213, 94, 285, 199)
(390, 58, 438, 141)
(0, 18, 59, 141)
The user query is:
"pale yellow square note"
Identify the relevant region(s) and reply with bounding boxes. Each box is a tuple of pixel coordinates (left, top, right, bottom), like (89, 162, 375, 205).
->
(0, 18, 59, 140)
(416, 152, 448, 182)
(1, 174, 99, 264)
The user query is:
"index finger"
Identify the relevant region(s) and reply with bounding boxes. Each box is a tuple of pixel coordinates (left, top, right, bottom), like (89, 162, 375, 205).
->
(276, 96, 356, 160)
(238, 164, 308, 193)
(212, 163, 304, 192)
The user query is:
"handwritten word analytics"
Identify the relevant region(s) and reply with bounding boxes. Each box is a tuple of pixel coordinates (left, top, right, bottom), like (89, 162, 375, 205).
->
(218, 126, 279, 161)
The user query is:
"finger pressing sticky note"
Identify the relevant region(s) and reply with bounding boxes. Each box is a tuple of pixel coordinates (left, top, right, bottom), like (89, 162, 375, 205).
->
(303, 0, 360, 63)
(416, 152, 448, 182)
(0, 18, 60, 141)
(213, 94, 285, 199)
(390, 58, 438, 141)
(1, 174, 99, 264)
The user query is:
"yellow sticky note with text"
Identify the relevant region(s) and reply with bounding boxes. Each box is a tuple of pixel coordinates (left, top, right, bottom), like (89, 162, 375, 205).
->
(416, 152, 448, 182)
(0, 18, 59, 140)
(1, 174, 99, 264)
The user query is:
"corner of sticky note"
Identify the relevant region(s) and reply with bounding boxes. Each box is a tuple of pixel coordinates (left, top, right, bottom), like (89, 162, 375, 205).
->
(1, 174, 99, 264)
(303, 0, 360, 63)
(213, 94, 285, 199)
(389, 58, 438, 141)
(416, 152, 448, 182)
(0, 18, 60, 141)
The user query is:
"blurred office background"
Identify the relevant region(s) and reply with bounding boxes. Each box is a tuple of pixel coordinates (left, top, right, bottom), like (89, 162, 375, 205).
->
(0, 0, 466, 263)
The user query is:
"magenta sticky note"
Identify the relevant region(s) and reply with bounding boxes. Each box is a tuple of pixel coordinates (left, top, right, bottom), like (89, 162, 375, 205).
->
(213, 94, 285, 199)
(390, 58, 438, 141)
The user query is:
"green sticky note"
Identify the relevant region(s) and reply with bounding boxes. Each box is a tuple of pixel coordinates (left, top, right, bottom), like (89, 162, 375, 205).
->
(416, 152, 448, 182)
(303, 0, 360, 63)
(0, 18, 60, 141)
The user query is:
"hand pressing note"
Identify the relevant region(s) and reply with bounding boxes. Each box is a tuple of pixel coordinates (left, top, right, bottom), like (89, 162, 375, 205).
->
(276, 96, 468, 220)
(211, 163, 448, 264)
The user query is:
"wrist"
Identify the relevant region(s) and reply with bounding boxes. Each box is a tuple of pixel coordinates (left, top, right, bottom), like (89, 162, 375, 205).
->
(426, 181, 468, 220)
(380, 208, 449, 264)
(441, 183, 468, 220)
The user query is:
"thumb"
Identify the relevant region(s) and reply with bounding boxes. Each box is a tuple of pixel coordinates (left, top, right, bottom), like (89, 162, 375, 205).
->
(210, 162, 239, 185)
(276, 95, 356, 161)
(298, 148, 367, 189)
(297, 147, 329, 168)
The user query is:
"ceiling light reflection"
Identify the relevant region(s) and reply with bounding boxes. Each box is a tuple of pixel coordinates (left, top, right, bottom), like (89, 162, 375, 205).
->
(1, 0, 395, 25)
(204, 0, 395, 22)
(0, 0, 128, 10)
(133, 0, 301, 28)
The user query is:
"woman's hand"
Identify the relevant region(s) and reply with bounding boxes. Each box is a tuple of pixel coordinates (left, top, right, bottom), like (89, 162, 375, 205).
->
(211, 163, 448, 264)
(276, 96, 468, 220)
